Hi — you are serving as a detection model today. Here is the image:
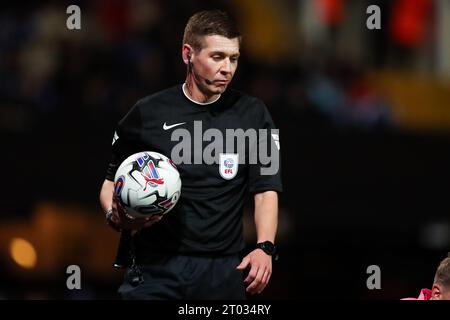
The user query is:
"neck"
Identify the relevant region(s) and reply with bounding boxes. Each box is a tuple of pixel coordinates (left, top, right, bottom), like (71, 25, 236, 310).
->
(185, 75, 220, 104)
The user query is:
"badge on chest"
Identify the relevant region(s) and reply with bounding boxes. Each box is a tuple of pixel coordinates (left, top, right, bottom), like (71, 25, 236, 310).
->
(219, 153, 238, 180)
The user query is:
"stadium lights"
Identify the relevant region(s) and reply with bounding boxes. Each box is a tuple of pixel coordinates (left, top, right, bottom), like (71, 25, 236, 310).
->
(9, 238, 37, 269)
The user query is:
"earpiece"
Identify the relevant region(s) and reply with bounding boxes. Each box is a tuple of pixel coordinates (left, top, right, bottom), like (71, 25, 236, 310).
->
(187, 54, 192, 74)
(186, 52, 213, 85)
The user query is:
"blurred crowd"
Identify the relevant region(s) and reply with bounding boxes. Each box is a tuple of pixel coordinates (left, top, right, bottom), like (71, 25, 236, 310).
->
(0, 0, 401, 137)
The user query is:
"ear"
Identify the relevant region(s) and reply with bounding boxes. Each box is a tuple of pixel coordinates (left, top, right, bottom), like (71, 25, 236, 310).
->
(431, 284, 442, 300)
(182, 44, 194, 65)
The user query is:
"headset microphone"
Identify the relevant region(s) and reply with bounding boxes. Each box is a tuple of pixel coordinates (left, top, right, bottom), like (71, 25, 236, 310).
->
(188, 55, 214, 85)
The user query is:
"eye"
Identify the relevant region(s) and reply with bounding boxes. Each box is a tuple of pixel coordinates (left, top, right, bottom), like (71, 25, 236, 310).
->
(212, 55, 222, 61)
(231, 57, 239, 63)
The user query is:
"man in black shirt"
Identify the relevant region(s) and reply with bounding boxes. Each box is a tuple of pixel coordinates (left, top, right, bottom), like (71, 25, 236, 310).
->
(99, 10, 282, 300)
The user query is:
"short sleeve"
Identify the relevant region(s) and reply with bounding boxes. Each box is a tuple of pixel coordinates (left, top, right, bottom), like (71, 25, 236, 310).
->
(105, 101, 144, 181)
(248, 99, 283, 193)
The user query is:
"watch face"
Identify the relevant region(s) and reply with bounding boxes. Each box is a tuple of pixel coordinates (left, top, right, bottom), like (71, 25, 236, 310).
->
(260, 241, 275, 254)
(263, 242, 272, 251)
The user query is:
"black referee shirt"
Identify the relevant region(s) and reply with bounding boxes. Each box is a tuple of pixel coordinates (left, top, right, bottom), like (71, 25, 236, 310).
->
(105, 84, 282, 256)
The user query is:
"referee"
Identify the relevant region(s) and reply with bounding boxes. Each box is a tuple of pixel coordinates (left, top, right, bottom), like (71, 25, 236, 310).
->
(99, 10, 282, 300)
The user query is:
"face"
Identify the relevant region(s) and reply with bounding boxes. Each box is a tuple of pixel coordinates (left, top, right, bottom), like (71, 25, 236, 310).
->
(186, 35, 240, 96)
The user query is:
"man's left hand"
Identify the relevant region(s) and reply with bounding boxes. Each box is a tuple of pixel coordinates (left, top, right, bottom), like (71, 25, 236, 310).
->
(236, 249, 272, 295)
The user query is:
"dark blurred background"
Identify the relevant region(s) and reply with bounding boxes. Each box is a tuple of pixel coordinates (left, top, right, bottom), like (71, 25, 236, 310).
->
(1, 0, 450, 300)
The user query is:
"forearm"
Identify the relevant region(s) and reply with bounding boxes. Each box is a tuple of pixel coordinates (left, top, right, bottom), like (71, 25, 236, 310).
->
(254, 191, 278, 243)
(99, 179, 115, 213)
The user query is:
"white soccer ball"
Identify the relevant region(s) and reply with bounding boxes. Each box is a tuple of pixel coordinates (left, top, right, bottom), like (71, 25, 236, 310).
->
(114, 151, 181, 218)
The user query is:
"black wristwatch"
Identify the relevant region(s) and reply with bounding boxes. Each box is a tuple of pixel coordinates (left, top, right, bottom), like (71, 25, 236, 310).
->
(256, 241, 279, 261)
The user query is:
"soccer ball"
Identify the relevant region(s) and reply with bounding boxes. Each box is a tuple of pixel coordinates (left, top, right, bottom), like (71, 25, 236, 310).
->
(114, 151, 181, 218)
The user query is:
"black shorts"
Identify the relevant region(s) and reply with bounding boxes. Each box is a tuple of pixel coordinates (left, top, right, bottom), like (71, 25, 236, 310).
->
(118, 254, 246, 300)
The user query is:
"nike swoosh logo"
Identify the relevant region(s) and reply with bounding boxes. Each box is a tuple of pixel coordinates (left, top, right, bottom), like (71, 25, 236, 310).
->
(163, 122, 186, 130)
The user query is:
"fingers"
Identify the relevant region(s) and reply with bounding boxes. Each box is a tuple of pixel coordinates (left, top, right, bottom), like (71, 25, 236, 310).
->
(236, 256, 250, 270)
(111, 192, 164, 230)
(111, 195, 124, 222)
(244, 264, 262, 291)
(239, 251, 273, 295)
(110, 194, 131, 229)
(106, 213, 121, 232)
(115, 197, 128, 220)
(237, 255, 269, 294)
(113, 195, 137, 224)
(148, 215, 163, 222)
(142, 215, 163, 228)
(246, 266, 271, 295)
(256, 268, 271, 294)
(261, 268, 271, 288)
(123, 215, 163, 230)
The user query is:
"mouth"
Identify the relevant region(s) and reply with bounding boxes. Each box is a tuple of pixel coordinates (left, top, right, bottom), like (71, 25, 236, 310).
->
(214, 80, 229, 86)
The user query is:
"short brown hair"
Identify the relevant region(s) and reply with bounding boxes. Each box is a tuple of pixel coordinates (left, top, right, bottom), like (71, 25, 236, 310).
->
(183, 10, 241, 51)
(434, 253, 450, 287)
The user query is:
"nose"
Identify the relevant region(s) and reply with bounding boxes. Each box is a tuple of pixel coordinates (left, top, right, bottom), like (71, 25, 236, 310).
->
(220, 58, 232, 76)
